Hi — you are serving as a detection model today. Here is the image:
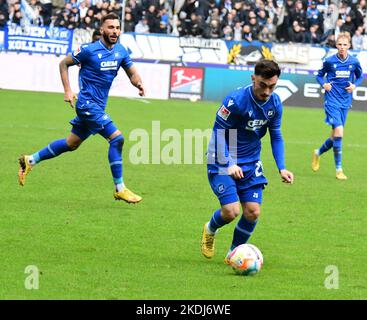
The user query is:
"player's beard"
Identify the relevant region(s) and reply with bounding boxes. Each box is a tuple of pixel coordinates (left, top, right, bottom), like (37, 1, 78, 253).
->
(103, 33, 119, 46)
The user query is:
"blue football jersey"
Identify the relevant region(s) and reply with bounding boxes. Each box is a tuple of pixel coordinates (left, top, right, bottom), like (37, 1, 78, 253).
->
(72, 40, 133, 110)
(316, 54, 363, 109)
(207, 85, 285, 172)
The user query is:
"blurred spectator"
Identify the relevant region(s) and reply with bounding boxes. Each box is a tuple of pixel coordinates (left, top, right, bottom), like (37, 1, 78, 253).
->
(289, 21, 306, 43)
(124, 12, 135, 32)
(233, 21, 243, 41)
(243, 24, 253, 42)
(352, 26, 364, 49)
(305, 24, 322, 44)
(135, 17, 150, 33)
(223, 24, 233, 40)
(307, 1, 324, 32)
(341, 14, 356, 35)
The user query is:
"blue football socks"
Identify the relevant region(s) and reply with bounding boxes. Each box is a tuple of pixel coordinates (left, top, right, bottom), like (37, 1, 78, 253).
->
(333, 137, 343, 170)
(30, 139, 71, 164)
(230, 215, 258, 250)
(109, 134, 124, 191)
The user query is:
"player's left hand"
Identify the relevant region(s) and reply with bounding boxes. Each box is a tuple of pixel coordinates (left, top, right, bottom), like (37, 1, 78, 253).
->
(279, 169, 294, 184)
(137, 84, 145, 97)
(345, 82, 356, 93)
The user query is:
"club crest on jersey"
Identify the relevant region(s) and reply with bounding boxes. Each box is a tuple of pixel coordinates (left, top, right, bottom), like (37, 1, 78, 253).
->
(217, 184, 225, 194)
(218, 105, 231, 120)
(267, 108, 275, 118)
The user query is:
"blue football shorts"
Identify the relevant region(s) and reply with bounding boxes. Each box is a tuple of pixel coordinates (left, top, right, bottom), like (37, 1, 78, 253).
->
(324, 105, 349, 129)
(70, 103, 118, 140)
(208, 161, 268, 206)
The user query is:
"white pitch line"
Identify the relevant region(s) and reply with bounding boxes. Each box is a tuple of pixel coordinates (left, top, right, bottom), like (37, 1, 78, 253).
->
(126, 97, 151, 104)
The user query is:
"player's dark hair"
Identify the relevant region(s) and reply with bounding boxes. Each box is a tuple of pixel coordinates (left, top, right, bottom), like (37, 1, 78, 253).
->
(254, 60, 281, 79)
(101, 13, 120, 25)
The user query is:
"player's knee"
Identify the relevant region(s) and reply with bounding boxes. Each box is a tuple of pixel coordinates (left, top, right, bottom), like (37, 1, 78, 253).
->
(244, 206, 260, 222)
(67, 141, 81, 151)
(221, 206, 241, 222)
(109, 134, 124, 148)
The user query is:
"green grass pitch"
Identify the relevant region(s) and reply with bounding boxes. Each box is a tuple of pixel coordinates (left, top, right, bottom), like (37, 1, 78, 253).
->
(0, 89, 366, 299)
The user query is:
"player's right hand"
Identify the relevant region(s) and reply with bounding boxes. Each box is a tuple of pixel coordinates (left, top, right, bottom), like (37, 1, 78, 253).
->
(64, 91, 77, 108)
(323, 83, 332, 91)
(228, 164, 244, 180)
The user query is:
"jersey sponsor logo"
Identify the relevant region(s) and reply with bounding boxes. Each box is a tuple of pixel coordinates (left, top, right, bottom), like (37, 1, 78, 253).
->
(335, 70, 350, 78)
(100, 60, 118, 70)
(246, 119, 268, 131)
(218, 105, 231, 120)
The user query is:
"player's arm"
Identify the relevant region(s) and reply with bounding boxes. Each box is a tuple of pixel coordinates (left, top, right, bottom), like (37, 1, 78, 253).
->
(125, 65, 145, 97)
(59, 54, 78, 108)
(212, 97, 243, 179)
(346, 60, 363, 93)
(269, 100, 294, 184)
(316, 60, 332, 91)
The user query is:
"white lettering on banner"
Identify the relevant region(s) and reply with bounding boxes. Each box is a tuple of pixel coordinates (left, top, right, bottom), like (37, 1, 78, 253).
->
(179, 37, 222, 49)
(304, 83, 321, 98)
(119, 34, 228, 64)
(272, 44, 310, 64)
(7, 40, 68, 54)
(8, 25, 46, 38)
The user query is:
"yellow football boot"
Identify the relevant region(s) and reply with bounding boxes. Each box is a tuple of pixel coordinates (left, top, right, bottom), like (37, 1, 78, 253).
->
(201, 223, 216, 259)
(336, 170, 347, 180)
(18, 155, 32, 186)
(311, 149, 320, 172)
(114, 188, 142, 203)
(224, 250, 232, 266)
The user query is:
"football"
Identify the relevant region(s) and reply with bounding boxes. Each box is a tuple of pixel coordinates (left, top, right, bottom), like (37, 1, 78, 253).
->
(229, 244, 263, 276)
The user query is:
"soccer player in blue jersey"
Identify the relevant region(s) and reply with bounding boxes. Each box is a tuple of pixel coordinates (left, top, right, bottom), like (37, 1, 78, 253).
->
(18, 13, 145, 203)
(312, 32, 363, 180)
(201, 60, 294, 262)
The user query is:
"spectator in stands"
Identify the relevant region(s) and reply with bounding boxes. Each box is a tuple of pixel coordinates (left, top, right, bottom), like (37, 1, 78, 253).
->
(242, 24, 253, 42)
(307, 1, 323, 33)
(0, 11, 7, 30)
(248, 12, 260, 40)
(124, 12, 135, 32)
(288, 20, 306, 43)
(305, 24, 322, 44)
(208, 19, 222, 38)
(233, 21, 243, 41)
(354, 0, 366, 27)
(258, 25, 273, 42)
(134, 17, 150, 33)
(341, 14, 356, 35)
(223, 24, 234, 40)
(352, 26, 364, 49)
(291, 0, 308, 30)
(146, 4, 160, 33)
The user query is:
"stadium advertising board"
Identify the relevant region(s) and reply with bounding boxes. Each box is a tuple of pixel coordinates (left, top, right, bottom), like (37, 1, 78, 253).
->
(203, 66, 367, 111)
(169, 66, 204, 101)
(4, 25, 73, 55)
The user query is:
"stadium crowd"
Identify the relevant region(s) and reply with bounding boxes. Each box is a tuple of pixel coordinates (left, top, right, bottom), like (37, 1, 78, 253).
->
(1, 0, 367, 48)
